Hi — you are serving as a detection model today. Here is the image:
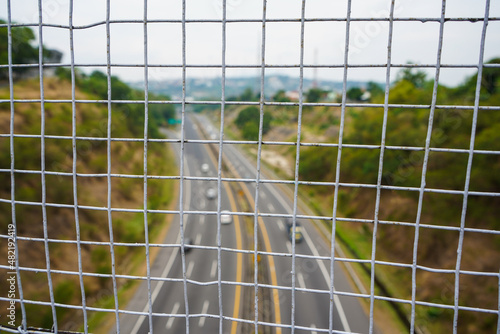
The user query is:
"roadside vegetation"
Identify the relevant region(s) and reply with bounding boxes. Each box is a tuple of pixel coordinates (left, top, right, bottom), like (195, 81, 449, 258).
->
(0, 74, 177, 330)
(0, 23, 178, 331)
(202, 58, 500, 334)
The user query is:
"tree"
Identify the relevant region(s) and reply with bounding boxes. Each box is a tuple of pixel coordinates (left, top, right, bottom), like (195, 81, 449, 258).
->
(239, 87, 257, 102)
(367, 81, 385, 99)
(346, 87, 363, 101)
(396, 65, 427, 88)
(305, 87, 326, 103)
(235, 106, 258, 128)
(235, 106, 273, 140)
(0, 20, 38, 79)
(481, 58, 500, 95)
(273, 90, 290, 102)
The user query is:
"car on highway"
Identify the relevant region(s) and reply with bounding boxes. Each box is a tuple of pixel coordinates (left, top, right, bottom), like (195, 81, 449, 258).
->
(205, 187, 217, 199)
(182, 238, 193, 253)
(285, 218, 304, 243)
(201, 163, 209, 173)
(220, 210, 232, 224)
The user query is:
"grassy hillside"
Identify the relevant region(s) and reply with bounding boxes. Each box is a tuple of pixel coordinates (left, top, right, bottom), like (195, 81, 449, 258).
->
(325, 62, 500, 333)
(0, 74, 177, 330)
(210, 59, 500, 333)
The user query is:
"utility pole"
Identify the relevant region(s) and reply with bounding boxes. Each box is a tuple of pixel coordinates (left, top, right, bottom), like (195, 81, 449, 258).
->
(313, 48, 318, 88)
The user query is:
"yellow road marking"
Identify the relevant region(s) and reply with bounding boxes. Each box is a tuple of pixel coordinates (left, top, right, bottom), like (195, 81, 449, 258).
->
(224, 180, 243, 334)
(197, 118, 282, 333)
(236, 176, 282, 334)
(204, 140, 243, 334)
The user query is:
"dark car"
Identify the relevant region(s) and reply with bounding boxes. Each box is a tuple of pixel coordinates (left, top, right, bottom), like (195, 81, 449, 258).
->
(182, 238, 193, 253)
(285, 218, 304, 243)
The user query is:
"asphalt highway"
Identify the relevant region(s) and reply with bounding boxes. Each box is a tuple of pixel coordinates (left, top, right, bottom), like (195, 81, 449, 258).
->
(116, 114, 245, 334)
(116, 113, 374, 334)
(194, 113, 373, 334)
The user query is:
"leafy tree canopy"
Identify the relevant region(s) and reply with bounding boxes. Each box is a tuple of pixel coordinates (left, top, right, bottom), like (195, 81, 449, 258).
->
(305, 87, 326, 103)
(55, 67, 175, 138)
(367, 81, 385, 99)
(0, 19, 38, 79)
(235, 106, 273, 140)
(396, 65, 428, 89)
(273, 89, 291, 102)
(346, 87, 364, 101)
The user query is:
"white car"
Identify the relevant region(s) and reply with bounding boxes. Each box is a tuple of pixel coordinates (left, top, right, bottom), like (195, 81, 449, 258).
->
(201, 163, 209, 173)
(220, 210, 232, 224)
(205, 187, 217, 200)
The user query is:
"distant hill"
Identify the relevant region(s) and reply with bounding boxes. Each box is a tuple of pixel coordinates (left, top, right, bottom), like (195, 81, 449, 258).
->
(130, 75, 369, 100)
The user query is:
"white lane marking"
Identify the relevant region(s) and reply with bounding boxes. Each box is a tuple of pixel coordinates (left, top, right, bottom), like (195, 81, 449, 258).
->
(131, 158, 192, 334)
(200, 215, 205, 225)
(261, 191, 267, 199)
(166, 302, 180, 329)
(277, 220, 285, 232)
(210, 260, 217, 278)
(235, 147, 352, 333)
(311, 324, 318, 334)
(183, 156, 192, 225)
(214, 127, 352, 332)
(286, 241, 292, 254)
(297, 272, 306, 289)
(195, 233, 202, 245)
(198, 197, 206, 210)
(198, 300, 210, 327)
(186, 261, 195, 278)
(302, 228, 351, 332)
(131, 244, 179, 334)
(268, 203, 275, 212)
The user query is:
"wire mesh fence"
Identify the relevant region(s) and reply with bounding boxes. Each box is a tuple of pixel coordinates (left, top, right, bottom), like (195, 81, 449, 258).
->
(1, 0, 500, 333)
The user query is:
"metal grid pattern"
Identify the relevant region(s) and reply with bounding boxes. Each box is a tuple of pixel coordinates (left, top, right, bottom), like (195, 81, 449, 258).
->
(1, 0, 500, 334)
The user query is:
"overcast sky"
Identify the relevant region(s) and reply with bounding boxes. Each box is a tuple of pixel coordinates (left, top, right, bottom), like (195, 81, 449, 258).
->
(2, 0, 500, 86)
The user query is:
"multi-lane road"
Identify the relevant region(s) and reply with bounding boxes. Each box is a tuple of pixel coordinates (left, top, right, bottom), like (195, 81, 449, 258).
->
(116, 113, 374, 334)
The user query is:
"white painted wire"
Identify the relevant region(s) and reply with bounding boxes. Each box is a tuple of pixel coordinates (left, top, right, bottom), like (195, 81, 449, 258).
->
(69, 0, 88, 332)
(142, 0, 154, 332)
(369, 1, 395, 332)
(37, 0, 58, 331)
(253, 1, 268, 333)
(216, 1, 228, 333)
(453, 1, 491, 333)
(103, 0, 121, 331)
(179, 0, 191, 333)
(410, 1, 447, 332)
(6, 0, 27, 331)
(330, 0, 353, 332)
(1, 3, 499, 334)
(289, 0, 308, 332)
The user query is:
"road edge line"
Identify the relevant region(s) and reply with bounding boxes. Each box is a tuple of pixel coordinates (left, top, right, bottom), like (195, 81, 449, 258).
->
(130, 154, 191, 334)
(201, 118, 245, 334)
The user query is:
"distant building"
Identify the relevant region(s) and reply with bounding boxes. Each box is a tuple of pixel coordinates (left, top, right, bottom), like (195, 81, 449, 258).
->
(361, 91, 371, 101)
(285, 90, 300, 101)
(15, 48, 63, 80)
(43, 49, 63, 77)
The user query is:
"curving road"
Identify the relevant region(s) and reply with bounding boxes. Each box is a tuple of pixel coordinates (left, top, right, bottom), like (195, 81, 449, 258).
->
(194, 112, 374, 334)
(116, 112, 375, 334)
(116, 113, 245, 334)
